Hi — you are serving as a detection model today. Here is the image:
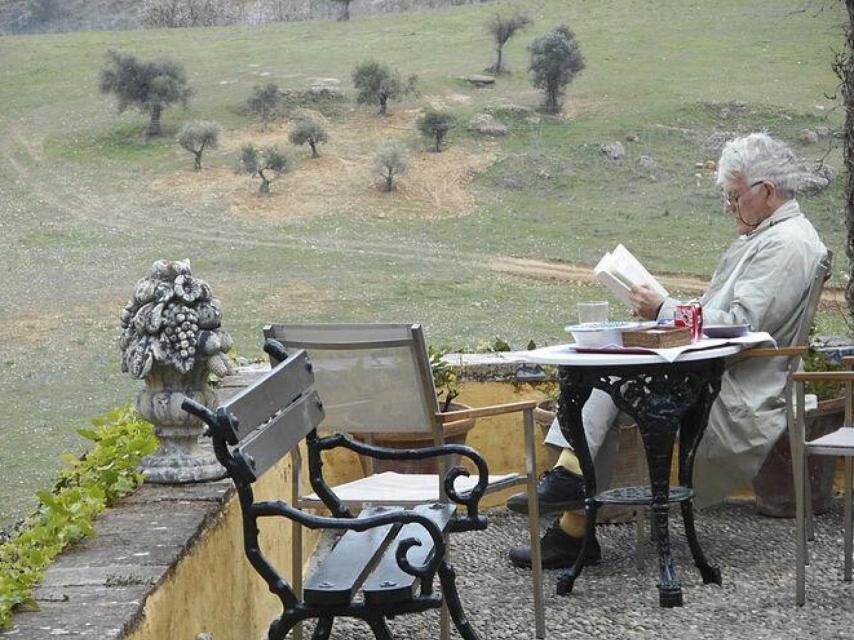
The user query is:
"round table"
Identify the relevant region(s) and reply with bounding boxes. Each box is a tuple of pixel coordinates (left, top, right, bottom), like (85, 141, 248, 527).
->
(525, 343, 742, 607)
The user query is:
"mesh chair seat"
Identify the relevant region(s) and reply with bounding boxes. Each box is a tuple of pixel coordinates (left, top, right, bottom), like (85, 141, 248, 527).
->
(807, 427, 854, 453)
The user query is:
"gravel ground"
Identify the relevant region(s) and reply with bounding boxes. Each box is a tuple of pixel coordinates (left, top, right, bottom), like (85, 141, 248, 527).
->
(320, 500, 854, 639)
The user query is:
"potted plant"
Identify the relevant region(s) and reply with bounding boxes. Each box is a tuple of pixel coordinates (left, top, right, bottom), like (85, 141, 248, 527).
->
(753, 348, 846, 517)
(360, 346, 477, 475)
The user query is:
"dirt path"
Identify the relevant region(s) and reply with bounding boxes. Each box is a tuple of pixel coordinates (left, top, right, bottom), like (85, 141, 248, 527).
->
(492, 256, 847, 308)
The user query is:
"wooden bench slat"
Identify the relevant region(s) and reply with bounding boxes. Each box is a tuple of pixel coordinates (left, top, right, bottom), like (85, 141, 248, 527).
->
(362, 503, 455, 606)
(303, 507, 402, 606)
(223, 351, 314, 438)
(236, 390, 324, 480)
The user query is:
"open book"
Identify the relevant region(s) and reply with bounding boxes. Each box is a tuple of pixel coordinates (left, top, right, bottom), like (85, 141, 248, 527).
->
(594, 244, 669, 307)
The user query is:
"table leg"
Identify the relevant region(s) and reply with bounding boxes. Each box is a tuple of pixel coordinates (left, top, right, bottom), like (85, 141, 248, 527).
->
(678, 373, 723, 586)
(638, 415, 682, 607)
(610, 368, 708, 607)
(554, 367, 597, 597)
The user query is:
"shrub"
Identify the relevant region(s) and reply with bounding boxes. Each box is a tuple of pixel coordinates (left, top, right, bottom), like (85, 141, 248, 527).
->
(528, 25, 585, 113)
(239, 144, 289, 194)
(177, 120, 220, 170)
(289, 119, 328, 158)
(0, 407, 157, 630)
(99, 50, 192, 139)
(374, 143, 407, 192)
(417, 108, 456, 152)
(246, 83, 288, 129)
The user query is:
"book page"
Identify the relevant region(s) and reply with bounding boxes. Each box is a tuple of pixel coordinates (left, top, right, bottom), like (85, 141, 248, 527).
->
(594, 244, 669, 307)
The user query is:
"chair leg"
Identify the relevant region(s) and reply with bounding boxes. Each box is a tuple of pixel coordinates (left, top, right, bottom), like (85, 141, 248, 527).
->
(845, 456, 853, 582)
(635, 507, 646, 569)
(805, 471, 815, 542)
(794, 448, 807, 605)
(366, 617, 394, 640)
(311, 617, 334, 640)
(524, 409, 545, 639)
(440, 536, 451, 640)
(438, 561, 481, 640)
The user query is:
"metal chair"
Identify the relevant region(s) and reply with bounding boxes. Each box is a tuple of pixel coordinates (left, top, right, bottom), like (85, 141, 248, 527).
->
(263, 322, 545, 639)
(791, 365, 854, 605)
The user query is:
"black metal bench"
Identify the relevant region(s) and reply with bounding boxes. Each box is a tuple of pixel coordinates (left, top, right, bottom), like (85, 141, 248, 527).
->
(181, 340, 490, 640)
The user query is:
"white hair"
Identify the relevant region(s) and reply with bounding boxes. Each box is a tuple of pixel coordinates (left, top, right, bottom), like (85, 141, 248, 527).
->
(716, 132, 804, 196)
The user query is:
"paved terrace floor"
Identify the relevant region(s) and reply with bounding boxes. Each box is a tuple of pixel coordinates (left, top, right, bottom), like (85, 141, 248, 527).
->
(327, 501, 854, 639)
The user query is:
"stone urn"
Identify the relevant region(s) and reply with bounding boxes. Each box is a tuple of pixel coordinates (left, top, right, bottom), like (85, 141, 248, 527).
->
(135, 364, 222, 483)
(119, 259, 236, 483)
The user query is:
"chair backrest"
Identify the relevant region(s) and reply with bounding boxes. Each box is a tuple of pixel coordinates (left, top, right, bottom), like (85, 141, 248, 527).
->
(791, 250, 833, 351)
(220, 349, 325, 482)
(263, 323, 440, 439)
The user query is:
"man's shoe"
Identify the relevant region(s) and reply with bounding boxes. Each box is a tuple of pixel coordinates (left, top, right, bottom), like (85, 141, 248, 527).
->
(508, 520, 602, 570)
(505, 466, 586, 515)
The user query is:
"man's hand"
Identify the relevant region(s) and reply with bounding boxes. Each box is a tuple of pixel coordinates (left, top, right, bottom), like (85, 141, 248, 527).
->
(630, 284, 664, 320)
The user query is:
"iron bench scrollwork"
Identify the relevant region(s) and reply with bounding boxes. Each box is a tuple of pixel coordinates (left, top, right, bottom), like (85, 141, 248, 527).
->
(181, 340, 490, 640)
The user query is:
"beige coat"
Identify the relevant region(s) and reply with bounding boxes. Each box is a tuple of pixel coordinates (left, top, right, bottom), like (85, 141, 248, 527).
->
(658, 199, 827, 505)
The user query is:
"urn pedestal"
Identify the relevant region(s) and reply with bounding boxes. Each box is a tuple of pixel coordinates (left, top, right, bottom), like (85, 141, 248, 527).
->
(136, 364, 225, 483)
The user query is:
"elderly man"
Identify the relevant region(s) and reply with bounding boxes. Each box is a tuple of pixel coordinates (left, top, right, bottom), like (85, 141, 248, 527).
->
(509, 132, 828, 569)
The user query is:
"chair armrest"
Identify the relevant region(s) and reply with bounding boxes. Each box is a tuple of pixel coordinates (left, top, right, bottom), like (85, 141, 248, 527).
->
(737, 346, 807, 359)
(435, 400, 538, 423)
(792, 371, 854, 383)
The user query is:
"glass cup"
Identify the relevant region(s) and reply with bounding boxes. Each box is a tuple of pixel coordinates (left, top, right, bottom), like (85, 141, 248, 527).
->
(577, 301, 609, 324)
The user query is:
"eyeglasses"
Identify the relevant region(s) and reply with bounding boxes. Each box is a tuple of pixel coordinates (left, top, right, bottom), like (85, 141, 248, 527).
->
(723, 181, 765, 208)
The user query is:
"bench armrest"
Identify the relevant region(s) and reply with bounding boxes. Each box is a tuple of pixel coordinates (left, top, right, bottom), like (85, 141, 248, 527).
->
(253, 499, 447, 581)
(435, 400, 538, 423)
(310, 433, 489, 528)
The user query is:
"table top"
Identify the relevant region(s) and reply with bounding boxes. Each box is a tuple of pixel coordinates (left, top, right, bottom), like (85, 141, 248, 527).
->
(524, 342, 744, 367)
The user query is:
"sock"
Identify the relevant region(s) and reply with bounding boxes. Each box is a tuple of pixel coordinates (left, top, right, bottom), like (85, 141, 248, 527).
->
(559, 510, 587, 538)
(555, 449, 582, 476)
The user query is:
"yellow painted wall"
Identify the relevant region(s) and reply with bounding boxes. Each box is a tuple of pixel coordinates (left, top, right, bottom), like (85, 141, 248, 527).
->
(125, 381, 550, 640)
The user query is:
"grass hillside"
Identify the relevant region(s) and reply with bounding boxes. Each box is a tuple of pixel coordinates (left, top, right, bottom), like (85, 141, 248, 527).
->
(0, 0, 846, 526)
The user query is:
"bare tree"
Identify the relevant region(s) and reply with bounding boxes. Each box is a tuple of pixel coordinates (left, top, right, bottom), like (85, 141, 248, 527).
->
(835, 1, 854, 325)
(331, 0, 353, 21)
(375, 144, 407, 192)
(486, 13, 531, 74)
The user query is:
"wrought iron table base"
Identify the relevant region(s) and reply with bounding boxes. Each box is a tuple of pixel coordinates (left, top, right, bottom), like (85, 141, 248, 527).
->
(553, 359, 725, 607)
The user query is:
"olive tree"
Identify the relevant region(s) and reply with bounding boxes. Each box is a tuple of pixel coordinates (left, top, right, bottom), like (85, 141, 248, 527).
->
(375, 143, 407, 192)
(246, 83, 287, 129)
(486, 13, 531, 74)
(528, 25, 585, 113)
(239, 144, 289, 194)
(99, 50, 192, 138)
(289, 119, 328, 158)
(417, 108, 456, 152)
(177, 121, 220, 170)
(353, 61, 403, 116)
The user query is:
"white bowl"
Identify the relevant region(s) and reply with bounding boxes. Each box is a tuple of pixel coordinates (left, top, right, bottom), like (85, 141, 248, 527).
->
(570, 328, 623, 348)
